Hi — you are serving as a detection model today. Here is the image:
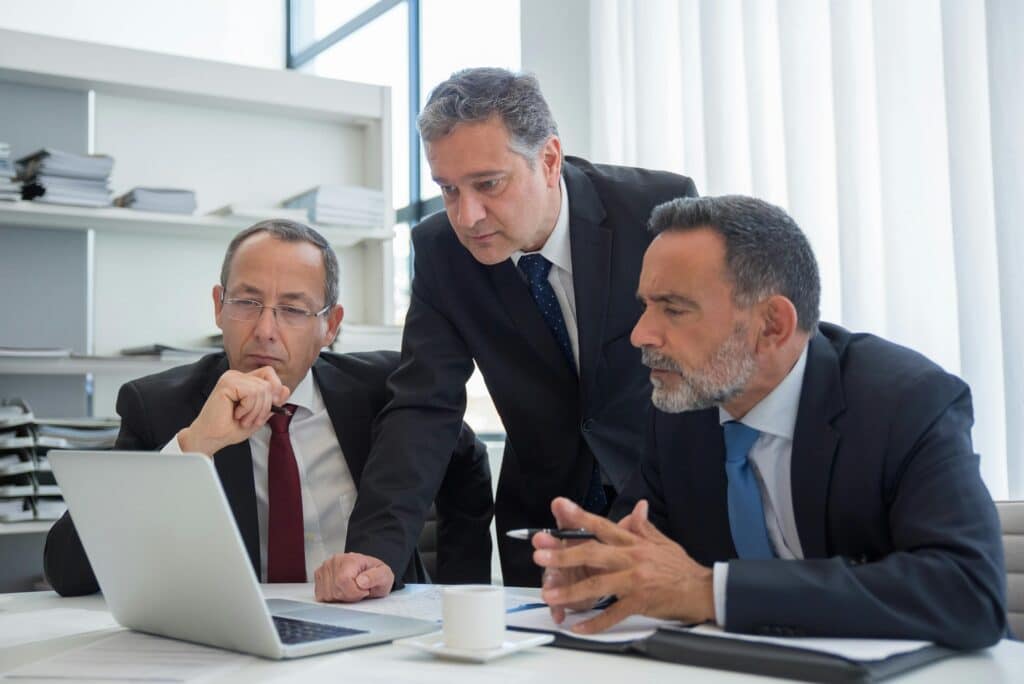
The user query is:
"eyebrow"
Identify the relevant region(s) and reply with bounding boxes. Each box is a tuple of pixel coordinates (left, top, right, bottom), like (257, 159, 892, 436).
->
(432, 170, 506, 184)
(638, 292, 700, 309)
(230, 285, 318, 308)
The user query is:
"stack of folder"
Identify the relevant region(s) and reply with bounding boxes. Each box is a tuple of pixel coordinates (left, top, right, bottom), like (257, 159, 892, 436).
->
(0, 142, 19, 201)
(0, 401, 120, 523)
(17, 148, 114, 208)
(114, 187, 197, 214)
(283, 185, 386, 228)
(0, 402, 37, 523)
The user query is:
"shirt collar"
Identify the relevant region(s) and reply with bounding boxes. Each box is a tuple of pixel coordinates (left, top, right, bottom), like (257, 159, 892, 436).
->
(719, 344, 809, 440)
(287, 367, 322, 414)
(511, 176, 572, 274)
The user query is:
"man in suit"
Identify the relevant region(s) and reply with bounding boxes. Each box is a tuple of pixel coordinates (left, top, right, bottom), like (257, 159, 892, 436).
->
(533, 196, 1007, 648)
(343, 68, 698, 587)
(44, 220, 492, 599)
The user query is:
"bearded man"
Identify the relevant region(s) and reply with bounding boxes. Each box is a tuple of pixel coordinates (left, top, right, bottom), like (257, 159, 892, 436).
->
(530, 195, 1007, 650)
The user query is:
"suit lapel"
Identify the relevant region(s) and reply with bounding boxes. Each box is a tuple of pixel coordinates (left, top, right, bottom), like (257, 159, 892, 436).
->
(674, 412, 738, 564)
(565, 162, 611, 403)
(790, 331, 845, 559)
(312, 358, 373, 485)
(201, 357, 260, 576)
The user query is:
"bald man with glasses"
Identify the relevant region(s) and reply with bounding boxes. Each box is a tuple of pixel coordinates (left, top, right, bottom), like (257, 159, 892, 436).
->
(44, 220, 493, 601)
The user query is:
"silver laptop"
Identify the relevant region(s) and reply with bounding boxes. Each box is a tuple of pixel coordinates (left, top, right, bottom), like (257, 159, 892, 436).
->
(49, 449, 436, 659)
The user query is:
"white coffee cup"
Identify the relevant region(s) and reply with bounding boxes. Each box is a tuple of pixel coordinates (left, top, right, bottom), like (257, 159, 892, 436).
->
(441, 585, 506, 650)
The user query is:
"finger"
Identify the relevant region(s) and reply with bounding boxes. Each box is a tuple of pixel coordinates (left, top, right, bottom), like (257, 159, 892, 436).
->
(355, 564, 393, 594)
(314, 564, 329, 602)
(332, 556, 370, 602)
(550, 498, 637, 547)
(571, 597, 637, 635)
(543, 569, 627, 608)
(533, 541, 631, 572)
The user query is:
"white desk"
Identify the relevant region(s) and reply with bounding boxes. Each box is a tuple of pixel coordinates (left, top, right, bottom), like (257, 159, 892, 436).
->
(0, 587, 1021, 683)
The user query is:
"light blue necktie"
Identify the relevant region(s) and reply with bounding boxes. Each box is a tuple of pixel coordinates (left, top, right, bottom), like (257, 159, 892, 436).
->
(722, 421, 774, 559)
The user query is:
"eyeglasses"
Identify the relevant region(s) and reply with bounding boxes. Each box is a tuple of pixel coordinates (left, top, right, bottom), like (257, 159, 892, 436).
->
(221, 298, 330, 328)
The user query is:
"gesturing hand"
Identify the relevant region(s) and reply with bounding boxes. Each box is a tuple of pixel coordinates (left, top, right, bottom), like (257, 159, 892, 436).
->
(178, 366, 291, 456)
(533, 497, 715, 634)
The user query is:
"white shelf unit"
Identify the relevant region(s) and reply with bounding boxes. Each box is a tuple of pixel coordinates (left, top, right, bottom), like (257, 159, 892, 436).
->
(0, 28, 397, 418)
(0, 201, 394, 248)
(0, 521, 54, 536)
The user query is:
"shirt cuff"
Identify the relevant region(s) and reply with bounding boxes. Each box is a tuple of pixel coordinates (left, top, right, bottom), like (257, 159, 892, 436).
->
(161, 433, 185, 455)
(713, 561, 729, 627)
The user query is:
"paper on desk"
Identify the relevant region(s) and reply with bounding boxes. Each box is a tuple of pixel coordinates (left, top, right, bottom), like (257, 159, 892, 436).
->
(1, 631, 252, 682)
(0, 608, 120, 649)
(506, 605, 677, 643)
(261, 583, 542, 623)
(684, 624, 932, 661)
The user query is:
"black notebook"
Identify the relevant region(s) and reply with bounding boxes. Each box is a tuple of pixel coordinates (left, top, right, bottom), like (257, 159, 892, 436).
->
(508, 610, 955, 683)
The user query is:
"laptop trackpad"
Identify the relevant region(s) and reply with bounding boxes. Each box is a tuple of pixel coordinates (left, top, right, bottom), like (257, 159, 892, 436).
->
(266, 598, 396, 628)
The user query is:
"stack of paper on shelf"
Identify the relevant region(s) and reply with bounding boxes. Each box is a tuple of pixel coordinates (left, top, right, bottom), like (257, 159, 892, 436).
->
(0, 345, 72, 358)
(114, 187, 197, 214)
(0, 142, 19, 201)
(17, 148, 114, 208)
(120, 343, 221, 361)
(209, 204, 309, 223)
(282, 185, 386, 228)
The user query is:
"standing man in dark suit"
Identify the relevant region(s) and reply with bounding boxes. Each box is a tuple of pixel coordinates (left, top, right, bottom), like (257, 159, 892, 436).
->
(343, 68, 698, 587)
(532, 195, 1006, 648)
(44, 220, 492, 599)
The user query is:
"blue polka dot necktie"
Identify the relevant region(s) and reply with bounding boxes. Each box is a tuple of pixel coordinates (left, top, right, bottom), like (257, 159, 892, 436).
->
(517, 254, 607, 513)
(722, 421, 774, 559)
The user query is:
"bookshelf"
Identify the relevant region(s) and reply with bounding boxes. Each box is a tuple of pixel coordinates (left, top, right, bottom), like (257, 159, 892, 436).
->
(0, 27, 396, 415)
(0, 28, 398, 590)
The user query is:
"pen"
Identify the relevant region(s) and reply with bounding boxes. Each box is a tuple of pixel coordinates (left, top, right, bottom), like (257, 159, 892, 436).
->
(505, 528, 598, 540)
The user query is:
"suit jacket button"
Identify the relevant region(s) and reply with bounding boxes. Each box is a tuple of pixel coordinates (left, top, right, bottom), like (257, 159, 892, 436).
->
(582, 418, 595, 432)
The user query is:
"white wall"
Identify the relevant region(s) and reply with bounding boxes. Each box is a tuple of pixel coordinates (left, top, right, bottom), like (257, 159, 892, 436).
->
(0, 0, 284, 69)
(520, 0, 592, 160)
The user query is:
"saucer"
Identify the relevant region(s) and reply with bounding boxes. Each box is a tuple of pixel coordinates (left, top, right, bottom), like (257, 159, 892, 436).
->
(393, 629, 555, 663)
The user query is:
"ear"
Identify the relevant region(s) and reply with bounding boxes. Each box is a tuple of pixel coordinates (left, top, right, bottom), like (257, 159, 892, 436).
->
(755, 295, 798, 353)
(213, 285, 225, 330)
(540, 135, 562, 188)
(321, 304, 345, 347)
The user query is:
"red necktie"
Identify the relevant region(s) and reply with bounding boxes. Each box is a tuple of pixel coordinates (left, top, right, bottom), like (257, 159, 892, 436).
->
(267, 404, 306, 582)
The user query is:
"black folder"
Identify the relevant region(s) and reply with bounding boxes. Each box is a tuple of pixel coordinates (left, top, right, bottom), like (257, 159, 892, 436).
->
(515, 627, 956, 682)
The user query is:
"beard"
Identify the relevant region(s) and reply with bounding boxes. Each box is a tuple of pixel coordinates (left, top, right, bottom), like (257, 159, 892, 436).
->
(642, 324, 756, 413)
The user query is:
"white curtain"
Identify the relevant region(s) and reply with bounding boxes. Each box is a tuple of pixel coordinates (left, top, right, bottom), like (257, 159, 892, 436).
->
(588, 0, 1023, 498)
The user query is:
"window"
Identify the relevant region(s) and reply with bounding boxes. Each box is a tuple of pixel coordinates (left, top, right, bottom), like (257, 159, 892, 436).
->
(288, 0, 519, 435)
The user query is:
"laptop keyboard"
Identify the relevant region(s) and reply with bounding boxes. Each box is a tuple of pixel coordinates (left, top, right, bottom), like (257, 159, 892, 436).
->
(272, 615, 367, 644)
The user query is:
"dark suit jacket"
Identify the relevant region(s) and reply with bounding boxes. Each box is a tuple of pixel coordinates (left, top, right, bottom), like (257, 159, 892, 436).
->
(613, 322, 1007, 649)
(345, 157, 698, 587)
(43, 350, 493, 597)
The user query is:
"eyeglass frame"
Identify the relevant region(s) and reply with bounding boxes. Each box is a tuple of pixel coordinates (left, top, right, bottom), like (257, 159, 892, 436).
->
(219, 293, 331, 327)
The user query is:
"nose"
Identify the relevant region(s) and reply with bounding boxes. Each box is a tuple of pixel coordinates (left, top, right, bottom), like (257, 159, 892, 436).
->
(455, 191, 486, 228)
(253, 305, 280, 340)
(630, 307, 658, 349)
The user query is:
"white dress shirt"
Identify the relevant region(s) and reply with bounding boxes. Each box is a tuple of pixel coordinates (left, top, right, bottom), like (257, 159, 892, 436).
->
(711, 344, 809, 626)
(164, 370, 357, 581)
(511, 176, 579, 373)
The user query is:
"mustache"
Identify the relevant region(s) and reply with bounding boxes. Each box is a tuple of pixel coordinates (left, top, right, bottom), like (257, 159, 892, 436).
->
(641, 348, 682, 373)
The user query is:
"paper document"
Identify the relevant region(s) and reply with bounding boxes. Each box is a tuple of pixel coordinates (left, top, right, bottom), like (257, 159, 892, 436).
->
(0, 608, 120, 649)
(683, 624, 932, 661)
(261, 583, 542, 623)
(1, 631, 252, 682)
(506, 605, 677, 643)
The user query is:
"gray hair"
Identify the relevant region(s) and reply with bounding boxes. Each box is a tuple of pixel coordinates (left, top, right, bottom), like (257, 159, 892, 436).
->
(648, 196, 821, 332)
(417, 67, 559, 164)
(220, 219, 339, 308)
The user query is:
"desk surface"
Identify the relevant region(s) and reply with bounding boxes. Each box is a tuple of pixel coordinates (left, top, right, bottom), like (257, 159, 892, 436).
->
(0, 587, 1021, 683)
